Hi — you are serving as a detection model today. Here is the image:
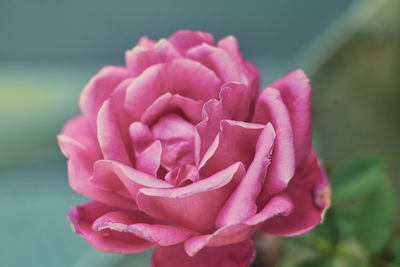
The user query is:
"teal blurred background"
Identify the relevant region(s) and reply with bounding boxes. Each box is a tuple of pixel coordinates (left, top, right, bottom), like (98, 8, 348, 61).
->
(1, 0, 399, 266)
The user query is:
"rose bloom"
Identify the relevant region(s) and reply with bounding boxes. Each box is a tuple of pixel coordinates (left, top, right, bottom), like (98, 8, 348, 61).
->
(58, 30, 330, 267)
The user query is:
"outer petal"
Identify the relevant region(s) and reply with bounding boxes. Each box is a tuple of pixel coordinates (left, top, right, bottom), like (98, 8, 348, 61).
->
(137, 163, 245, 232)
(137, 36, 156, 48)
(261, 149, 331, 236)
(125, 39, 182, 77)
(79, 65, 130, 132)
(124, 59, 221, 121)
(68, 201, 154, 253)
(216, 123, 275, 227)
(268, 69, 312, 166)
(169, 30, 215, 55)
(150, 240, 255, 267)
(90, 160, 172, 205)
(252, 88, 296, 204)
(97, 99, 131, 165)
(217, 36, 260, 95)
(184, 193, 293, 256)
(58, 117, 135, 210)
(92, 211, 196, 246)
(186, 43, 247, 84)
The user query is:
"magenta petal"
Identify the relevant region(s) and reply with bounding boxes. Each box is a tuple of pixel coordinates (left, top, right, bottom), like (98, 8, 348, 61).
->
(68, 201, 155, 253)
(137, 36, 156, 48)
(252, 88, 296, 204)
(219, 82, 253, 121)
(124, 59, 221, 121)
(169, 30, 215, 55)
(185, 193, 293, 256)
(79, 65, 130, 132)
(125, 39, 182, 77)
(150, 239, 255, 267)
(141, 93, 203, 126)
(261, 150, 331, 236)
(97, 99, 131, 165)
(194, 99, 224, 166)
(59, 117, 135, 210)
(268, 69, 312, 166)
(90, 160, 172, 204)
(186, 43, 247, 84)
(92, 211, 196, 246)
(136, 140, 162, 176)
(199, 120, 265, 177)
(216, 123, 276, 227)
(137, 163, 245, 232)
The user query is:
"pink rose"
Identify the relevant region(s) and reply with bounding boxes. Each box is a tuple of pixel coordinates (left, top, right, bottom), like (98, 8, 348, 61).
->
(58, 30, 330, 267)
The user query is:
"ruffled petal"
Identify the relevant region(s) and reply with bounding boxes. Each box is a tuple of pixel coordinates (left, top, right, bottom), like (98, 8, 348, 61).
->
(151, 239, 255, 267)
(59, 117, 136, 210)
(216, 123, 275, 227)
(185, 193, 293, 256)
(90, 160, 172, 206)
(68, 201, 154, 253)
(186, 43, 247, 84)
(79, 65, 130, 132)
(124, 59, 221, 121)
(141, 93, 203, 126)
(252, 88, 296, 204)
(125, 39, 182, 77)
(169, 30, 215, 55)
(199, 120, 265, 177)
(97, 99, 131, 165)
(261, 149, 331, 236)
(136, 163, 245, 232)
(268, 69, 312, 166)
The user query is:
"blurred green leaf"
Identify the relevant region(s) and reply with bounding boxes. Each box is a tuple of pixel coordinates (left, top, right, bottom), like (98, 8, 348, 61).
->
(296, 255, 333, 267)
(295, 208, 339, 253)
(353, 176, 395, 253)
(389, 237, 400, 264)
(331, 156, 384, 203)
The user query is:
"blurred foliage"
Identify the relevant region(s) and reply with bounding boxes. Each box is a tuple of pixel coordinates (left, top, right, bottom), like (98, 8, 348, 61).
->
(276, 155, 399, 267)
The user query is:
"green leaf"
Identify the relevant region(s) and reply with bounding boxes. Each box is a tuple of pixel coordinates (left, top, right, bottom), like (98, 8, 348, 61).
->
(353, 176, 395, 253)
(295, 208, 339, 253)
(296, 255, 333, 267)
(389, 237, 400, 264)
(331, 156, 384, 203)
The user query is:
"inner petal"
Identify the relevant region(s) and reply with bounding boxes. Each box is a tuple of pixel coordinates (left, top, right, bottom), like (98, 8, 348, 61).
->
(165, 164, 199, 187)
(151, 114, 196, 170)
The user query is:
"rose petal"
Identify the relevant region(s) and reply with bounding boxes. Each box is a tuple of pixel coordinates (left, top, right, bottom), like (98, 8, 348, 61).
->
(79, 65, 130, 132)
(217, 36, 260, 94)
(268, 69, 312, 166)
(137, 36, 156, 48)
(58, 117, 135, 210)
(124, 59, 221, 121)
(97, 99, 131, 165)
(199, 120, 265, 177)
(184, 193, 293, 256)
(68, 201, 154, 253)
(219, 82, 253, 121)
(90, 160, 172, 205)
(252, 88, 296, 204)
(261, 149, 331, 236)
(216, 123, 275, 227)
(136, 140, 162, 176)
(150, 239, 255, 267)
(186, 43, 247, 84)
(125, 39, 182, 77)
(169, 30, 215, 55)
(92, 211, 196, 246)
(141, 93, 203, 126)
(137, 162, 245, 232)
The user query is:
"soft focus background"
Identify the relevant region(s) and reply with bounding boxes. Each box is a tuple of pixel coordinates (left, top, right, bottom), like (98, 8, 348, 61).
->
(1, 0, 399, 266)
